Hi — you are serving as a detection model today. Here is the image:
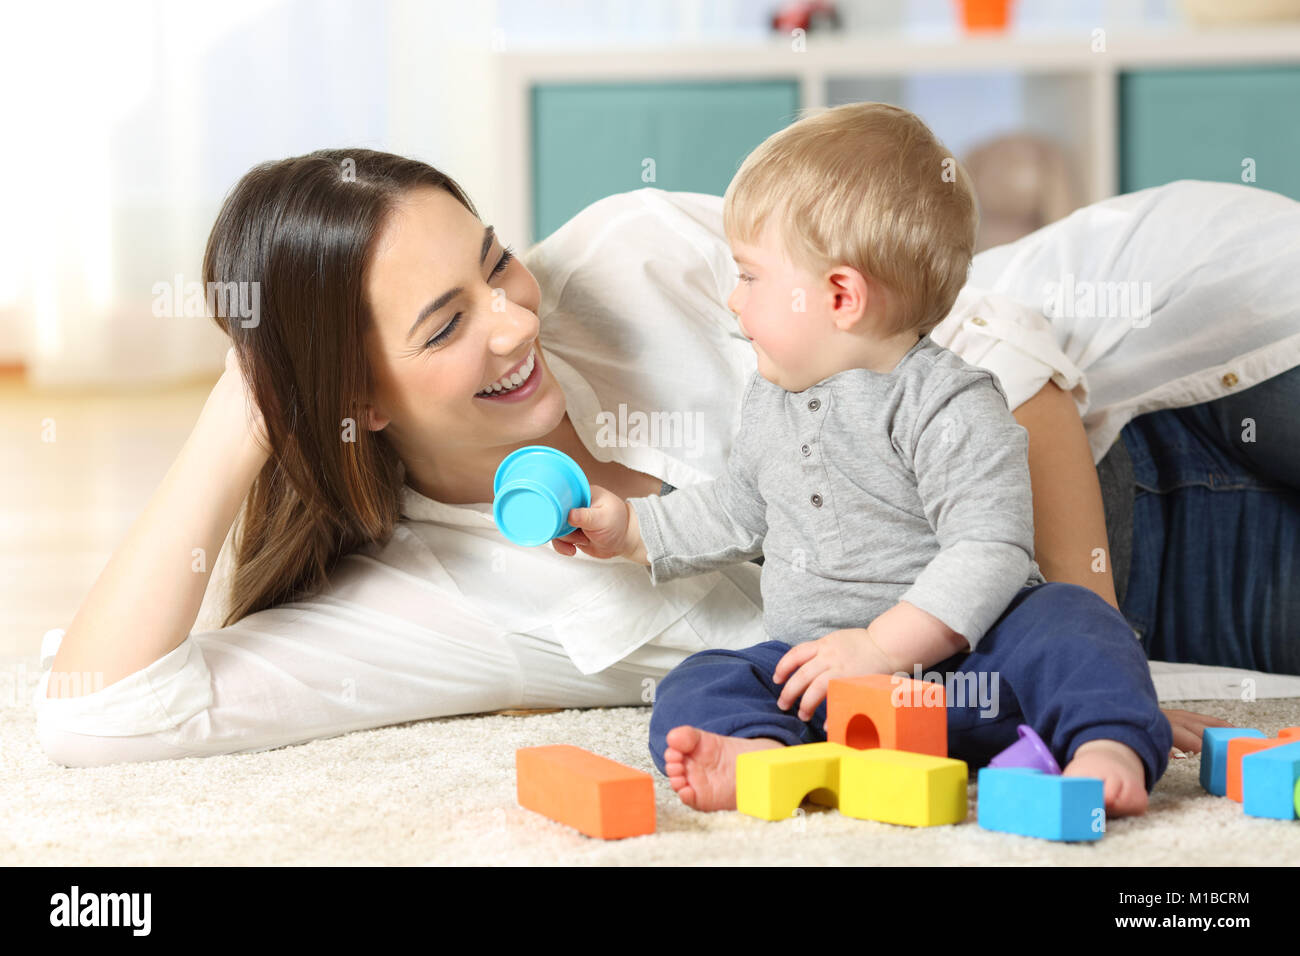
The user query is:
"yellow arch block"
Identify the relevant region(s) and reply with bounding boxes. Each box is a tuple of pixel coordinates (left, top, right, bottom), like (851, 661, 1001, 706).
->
(840, 749, 968, 827)
(736, 742, 859, 820)
(736, 743, 968, 827)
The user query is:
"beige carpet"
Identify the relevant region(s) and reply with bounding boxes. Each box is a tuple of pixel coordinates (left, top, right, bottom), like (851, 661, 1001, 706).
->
(4, 657, 1299, 866)
(5, 379, 1298, 865)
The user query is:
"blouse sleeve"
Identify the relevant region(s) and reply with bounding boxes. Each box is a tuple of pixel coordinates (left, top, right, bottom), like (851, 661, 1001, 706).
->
(33, 535, 526, 766)
(928, 285, 1090, 417)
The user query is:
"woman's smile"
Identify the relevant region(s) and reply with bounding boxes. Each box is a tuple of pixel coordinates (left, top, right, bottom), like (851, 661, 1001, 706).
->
(474, 345, 543, 403)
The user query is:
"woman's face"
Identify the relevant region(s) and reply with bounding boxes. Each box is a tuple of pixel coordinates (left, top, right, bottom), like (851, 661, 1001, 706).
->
(363, 186, 566, 480)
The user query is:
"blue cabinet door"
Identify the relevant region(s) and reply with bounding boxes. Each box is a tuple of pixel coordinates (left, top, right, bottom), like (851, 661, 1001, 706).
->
(1121, 66, 1300, 201)
(532, 80, 800, 240)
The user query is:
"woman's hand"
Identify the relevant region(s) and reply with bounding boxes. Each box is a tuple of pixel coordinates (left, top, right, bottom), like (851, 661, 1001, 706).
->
(216, 346, 270, 453)
(1163, 707, 1234, 756)
(552, 485, 637, 560)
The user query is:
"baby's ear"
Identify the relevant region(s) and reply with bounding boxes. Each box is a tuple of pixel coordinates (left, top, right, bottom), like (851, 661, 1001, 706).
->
(825, 265, 872, 329)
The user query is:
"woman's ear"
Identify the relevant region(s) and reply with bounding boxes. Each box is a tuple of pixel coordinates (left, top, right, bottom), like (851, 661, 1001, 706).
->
(365, 405, 390, 431)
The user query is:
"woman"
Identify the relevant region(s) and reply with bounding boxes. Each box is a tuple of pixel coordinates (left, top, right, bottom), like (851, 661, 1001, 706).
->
(38, 150, 1289, 766)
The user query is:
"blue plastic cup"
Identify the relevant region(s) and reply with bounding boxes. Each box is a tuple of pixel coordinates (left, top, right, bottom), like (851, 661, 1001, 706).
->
(988, 723, 1062, 775)
(492, 446, 592, 547)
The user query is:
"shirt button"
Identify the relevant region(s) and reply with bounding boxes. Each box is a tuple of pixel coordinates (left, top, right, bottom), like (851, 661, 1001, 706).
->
(1221, 372, 1239, 388)
(810, 493, 823, 507)
(970, 316, 987, 326)
(800, 443, 811, 457)
(807, 398, 821, 411)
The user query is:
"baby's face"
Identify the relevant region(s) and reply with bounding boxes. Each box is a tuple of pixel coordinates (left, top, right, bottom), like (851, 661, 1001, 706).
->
(726, 220, 842, 393)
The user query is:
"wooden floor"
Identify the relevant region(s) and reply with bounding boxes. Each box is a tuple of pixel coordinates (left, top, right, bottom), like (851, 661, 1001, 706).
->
(0, 372, 214, 657)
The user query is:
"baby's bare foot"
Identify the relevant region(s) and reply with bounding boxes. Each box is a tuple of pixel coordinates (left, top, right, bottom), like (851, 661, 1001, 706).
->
(663, 726, 784, 811)
(1063, 739, 1149, 817)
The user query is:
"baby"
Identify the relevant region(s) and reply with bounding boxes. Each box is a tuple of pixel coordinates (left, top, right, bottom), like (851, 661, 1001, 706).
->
(554, 102, 1171, 818)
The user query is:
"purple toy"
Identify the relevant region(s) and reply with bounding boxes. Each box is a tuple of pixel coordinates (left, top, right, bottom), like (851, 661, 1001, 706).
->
(988, 724, 1062, 774)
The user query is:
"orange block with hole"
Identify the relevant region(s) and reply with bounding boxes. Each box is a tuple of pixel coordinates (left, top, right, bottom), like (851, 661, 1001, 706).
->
(516, 745, 655, 839)
(1226, 727, 1300, 802)
(826, 674, 948, 757)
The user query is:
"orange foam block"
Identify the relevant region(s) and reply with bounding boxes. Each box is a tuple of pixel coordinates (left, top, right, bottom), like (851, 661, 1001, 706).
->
(516, 745, 655, 839)
(826, 674, 948, 757)
(1226, 727, 1300, 802)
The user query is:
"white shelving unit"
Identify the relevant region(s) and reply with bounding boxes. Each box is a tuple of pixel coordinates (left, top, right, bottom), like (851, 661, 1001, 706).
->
(496, 25, 1300, 246)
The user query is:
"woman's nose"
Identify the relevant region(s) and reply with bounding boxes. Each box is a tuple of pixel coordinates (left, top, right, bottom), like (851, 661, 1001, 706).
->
(491, 298, 540, 349)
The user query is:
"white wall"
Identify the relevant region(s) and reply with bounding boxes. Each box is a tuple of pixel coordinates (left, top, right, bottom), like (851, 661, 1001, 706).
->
(0, 0, 1178, 385)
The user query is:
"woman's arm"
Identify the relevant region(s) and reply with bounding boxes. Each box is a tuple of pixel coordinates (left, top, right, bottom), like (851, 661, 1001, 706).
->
(1012, 379, 1118, 610)
(46, 350, 270, 697)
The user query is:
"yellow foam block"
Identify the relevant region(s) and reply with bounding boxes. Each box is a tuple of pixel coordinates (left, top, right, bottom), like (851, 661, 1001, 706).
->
(736, 742, 860, 820)
(840, 748, 968, 827)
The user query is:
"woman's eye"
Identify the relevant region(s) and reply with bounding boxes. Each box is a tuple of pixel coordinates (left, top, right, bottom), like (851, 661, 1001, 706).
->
(490, 245, 515, 278)
(736, 272, 753, 284)
(420, 246, 514, 350)
(424, 314, 461, 349)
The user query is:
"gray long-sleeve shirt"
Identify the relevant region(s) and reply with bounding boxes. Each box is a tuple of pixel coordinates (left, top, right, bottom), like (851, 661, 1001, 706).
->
(629, 335, 1045, 650)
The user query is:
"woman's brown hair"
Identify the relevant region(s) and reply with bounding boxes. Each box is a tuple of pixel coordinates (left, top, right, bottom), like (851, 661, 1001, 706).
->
(202, 148, 477, 625)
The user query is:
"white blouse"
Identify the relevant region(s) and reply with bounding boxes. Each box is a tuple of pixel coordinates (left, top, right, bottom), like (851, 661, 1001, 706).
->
(937, 180, 1300, 461)
(32, 183, 1300, 760)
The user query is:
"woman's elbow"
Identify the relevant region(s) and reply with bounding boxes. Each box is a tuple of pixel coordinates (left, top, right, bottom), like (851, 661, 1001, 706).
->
(36, 721, 192, 768)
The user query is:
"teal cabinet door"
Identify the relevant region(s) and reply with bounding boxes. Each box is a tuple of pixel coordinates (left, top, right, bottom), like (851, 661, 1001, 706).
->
(1121, 66, 1300, 201)
(532, 80, 800, 240)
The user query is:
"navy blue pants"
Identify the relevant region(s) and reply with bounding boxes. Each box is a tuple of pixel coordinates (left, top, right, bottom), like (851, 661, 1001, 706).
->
(648, 582, 1173, 793)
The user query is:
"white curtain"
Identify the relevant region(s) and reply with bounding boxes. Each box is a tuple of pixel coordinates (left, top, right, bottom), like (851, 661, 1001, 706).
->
(0, 0, 405, 385)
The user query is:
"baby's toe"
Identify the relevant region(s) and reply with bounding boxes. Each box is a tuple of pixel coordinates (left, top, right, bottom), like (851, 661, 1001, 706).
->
(666, 725, 701, 754)
(1117, 779, 1149, 816)
(1105, 777, 1149, 818)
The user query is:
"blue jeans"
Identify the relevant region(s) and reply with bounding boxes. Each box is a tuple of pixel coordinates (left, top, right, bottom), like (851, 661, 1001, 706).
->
(1120, 366, 1300, 675)
(649, 582, 1172, 792)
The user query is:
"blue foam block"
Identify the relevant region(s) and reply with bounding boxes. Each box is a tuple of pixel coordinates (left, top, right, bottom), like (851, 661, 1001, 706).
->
(1200, 727, 1266, 796)
(977, 767, 1105, 841)
(1241, 740, 1300, 820)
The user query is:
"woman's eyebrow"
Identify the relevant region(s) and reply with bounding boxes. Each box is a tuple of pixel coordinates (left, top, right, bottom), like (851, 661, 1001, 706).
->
(407, 225, 496, 340)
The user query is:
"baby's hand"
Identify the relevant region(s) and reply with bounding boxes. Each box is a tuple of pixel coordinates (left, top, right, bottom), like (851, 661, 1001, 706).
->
(552, 484, 634, 560)
(773, 628, 896, 722)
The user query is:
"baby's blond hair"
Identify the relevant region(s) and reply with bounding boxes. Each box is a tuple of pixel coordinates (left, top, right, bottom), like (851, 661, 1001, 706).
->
(723, 102, 978, 336)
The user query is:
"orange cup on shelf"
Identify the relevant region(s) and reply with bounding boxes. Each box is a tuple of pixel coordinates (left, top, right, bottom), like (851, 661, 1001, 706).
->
(959, 0, 1013, 32)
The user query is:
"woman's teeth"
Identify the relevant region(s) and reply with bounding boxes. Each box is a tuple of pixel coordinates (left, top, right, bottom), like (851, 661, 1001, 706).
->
(477, 349, 536, 396)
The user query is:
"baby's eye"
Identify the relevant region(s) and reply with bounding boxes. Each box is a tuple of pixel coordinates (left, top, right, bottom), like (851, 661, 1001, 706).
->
(735, 272, 754, 284)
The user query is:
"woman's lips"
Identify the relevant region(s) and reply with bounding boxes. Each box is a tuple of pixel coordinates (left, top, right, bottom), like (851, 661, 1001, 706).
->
(474, 349, 541, 402)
